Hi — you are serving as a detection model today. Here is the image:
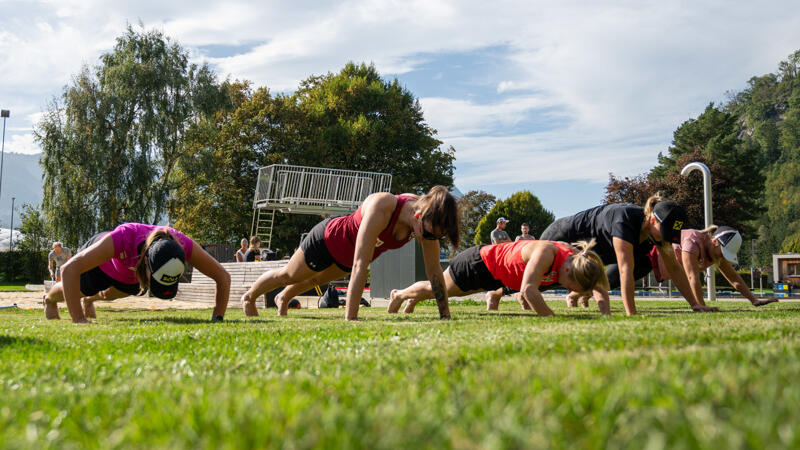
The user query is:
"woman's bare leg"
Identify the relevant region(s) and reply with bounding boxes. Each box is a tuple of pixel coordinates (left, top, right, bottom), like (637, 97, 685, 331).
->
(389, 270, 473, 314)
(273, 266, 348, 316)
(241, 249, 320, 317)
(566, 291, 580, 307)
(82, 287, 130, 318)
(43, 282, 64, 319)
(485, 288, 504, 311)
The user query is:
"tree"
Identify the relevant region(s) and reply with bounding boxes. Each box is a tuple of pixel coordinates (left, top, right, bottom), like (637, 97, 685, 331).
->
(782, 231, 800, 253)
(14, 204, 52, 282)
(604, 173, 655, 206)
(609, 104, 765, 234)
(18, 205, 51, 253)
(292, 62, 455, 194)
(35, 25, 226, 248)
(457, 190, 496, 250)
(171, 62, 456, 254)
(474, 191, 554, 245)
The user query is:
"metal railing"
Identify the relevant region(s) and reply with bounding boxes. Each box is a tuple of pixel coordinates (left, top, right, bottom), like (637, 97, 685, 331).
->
(253, 164, 392, 214)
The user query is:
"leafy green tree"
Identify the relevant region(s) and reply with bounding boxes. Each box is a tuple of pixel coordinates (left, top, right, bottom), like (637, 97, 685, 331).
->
(18, 205, 51, 252)
(292, 62, 455, 194)
(474, 191, 553, 245)
(457, 190, 496, 250)
(14, 204, 52, 281)
(612, 104, 765, 235)
(171, 62, 456, 254)
(35, 25, 226, 248)
(781, 232, 800, 253)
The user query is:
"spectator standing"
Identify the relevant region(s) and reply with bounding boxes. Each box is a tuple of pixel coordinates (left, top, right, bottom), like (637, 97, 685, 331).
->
(48, 242, 72, 282)
(235, 238, 248, 262)
(490, 217, 511, 244)
(515, 223, 536, 241)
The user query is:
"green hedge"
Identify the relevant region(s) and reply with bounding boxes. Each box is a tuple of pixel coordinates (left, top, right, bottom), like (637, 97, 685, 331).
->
(0, 250, 49, 283)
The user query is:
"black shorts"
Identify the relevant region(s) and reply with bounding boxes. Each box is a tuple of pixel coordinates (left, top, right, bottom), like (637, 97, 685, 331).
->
(299, 218, 351, 273)
(80, 266, 141, 297)
(447, 245, 504, 292)
(78, 233, 141, 297)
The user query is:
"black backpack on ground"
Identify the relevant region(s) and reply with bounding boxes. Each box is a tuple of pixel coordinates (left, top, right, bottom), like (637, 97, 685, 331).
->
(318, 285, 341, 308)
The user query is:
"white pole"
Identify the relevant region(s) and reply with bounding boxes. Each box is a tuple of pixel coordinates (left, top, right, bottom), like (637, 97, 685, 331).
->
(681, 162, 715, 302)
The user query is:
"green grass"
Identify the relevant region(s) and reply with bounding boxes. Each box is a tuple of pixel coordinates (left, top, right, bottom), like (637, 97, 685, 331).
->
(0, 282, 31, 291)
(1, 301, 799, 449)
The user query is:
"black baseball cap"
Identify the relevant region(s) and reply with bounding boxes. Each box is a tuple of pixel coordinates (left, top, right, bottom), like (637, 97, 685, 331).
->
(148, 239, 186, 299)
(652, 201, 687, 244)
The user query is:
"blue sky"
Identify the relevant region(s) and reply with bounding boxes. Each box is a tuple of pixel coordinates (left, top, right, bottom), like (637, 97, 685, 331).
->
(2, 0, 800, 220)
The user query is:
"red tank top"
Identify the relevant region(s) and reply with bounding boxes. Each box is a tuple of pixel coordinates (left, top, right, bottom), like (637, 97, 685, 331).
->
(479, 241, 575, 290)
(324, 194, 417, 269)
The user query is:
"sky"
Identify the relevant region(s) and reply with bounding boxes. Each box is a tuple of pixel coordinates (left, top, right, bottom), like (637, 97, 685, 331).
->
(2, 0, 800, 222)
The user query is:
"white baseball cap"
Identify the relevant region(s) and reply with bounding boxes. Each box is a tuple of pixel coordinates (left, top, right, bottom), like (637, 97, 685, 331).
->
(713, 226, 742, 264)
(497, 217, 509, 223)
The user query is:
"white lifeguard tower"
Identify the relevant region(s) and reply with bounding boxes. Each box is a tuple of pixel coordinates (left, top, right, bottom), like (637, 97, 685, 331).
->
(250, 164, 393, 249)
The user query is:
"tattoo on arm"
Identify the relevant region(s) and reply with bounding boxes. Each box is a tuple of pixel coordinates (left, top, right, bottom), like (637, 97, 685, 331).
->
(431, 276, 448, 318)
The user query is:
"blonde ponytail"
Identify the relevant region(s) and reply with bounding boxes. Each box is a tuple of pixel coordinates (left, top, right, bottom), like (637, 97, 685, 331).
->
(698, 225, 718, 236)
(643, 193, 666, 221)
(567, 239, 609, 292)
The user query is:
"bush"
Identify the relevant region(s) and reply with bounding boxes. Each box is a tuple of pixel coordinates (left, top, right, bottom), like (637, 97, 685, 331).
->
(0, 250, 49, 283)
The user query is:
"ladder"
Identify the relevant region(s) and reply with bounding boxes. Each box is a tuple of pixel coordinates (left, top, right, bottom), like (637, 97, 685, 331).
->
(250, 208, 276, 249)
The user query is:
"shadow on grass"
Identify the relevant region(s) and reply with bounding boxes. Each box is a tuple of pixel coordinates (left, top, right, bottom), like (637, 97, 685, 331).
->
(0, 335, 44, 348)
(110, 316, 295, 325)
(112, 317, 212, 324)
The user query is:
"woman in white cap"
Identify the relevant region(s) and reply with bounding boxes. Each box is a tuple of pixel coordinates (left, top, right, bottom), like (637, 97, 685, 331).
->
(652, 226, 779, 307)
(43, 223, 230, 323)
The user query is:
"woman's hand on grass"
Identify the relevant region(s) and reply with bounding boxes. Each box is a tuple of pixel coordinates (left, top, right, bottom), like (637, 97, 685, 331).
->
(73, 318, 95, 324)
(691, 304, 719, 312)
(752, 298, 779, 307)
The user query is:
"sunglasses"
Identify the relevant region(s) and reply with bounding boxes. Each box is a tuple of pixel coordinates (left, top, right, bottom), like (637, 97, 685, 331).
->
(421, 229, 446, 241)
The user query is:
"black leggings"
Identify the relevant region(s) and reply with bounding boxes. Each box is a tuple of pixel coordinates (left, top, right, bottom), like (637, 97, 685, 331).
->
(605, 253, 653, 289)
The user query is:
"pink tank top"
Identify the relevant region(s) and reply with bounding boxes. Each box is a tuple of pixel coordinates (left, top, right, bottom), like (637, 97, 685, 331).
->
(479, 241, 574, 290)
(324, 194, 417, 269)
(98, 223, 194, 284)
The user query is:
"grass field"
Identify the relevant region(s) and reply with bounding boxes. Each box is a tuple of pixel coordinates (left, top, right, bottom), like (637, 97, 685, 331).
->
(0, 282, 31, 292)
(1, 300, 799, 449)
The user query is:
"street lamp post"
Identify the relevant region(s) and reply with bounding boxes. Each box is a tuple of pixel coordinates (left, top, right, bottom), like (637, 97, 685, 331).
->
(0, 109, 9, 215)
(680, 162, 715, 303)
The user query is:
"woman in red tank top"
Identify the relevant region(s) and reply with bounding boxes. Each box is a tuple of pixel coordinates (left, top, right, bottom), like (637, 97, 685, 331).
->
(241, 186, 460, 321)
(388, 239, 610, 317)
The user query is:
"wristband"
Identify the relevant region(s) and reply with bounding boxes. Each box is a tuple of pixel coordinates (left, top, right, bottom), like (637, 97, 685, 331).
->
(211, 315, 224, 323)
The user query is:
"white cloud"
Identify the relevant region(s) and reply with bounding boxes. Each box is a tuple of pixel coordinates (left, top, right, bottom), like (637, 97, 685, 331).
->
(2, 0, 800, 190)
(420, 95, 566, 137)
(3, 134, 42, 156)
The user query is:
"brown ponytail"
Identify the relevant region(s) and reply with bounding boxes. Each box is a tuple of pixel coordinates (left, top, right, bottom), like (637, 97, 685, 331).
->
(566, 239, 609, 292)
(134, 228, 178, 294)
(415, 185, 460, 248)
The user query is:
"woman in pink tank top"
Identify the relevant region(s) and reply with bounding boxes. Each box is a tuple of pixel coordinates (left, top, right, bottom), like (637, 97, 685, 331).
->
(654, 226, 778, 307)
(388, 239, 610, 317)
(43, 223, 231, 324)
(241, 186, 460, 321)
